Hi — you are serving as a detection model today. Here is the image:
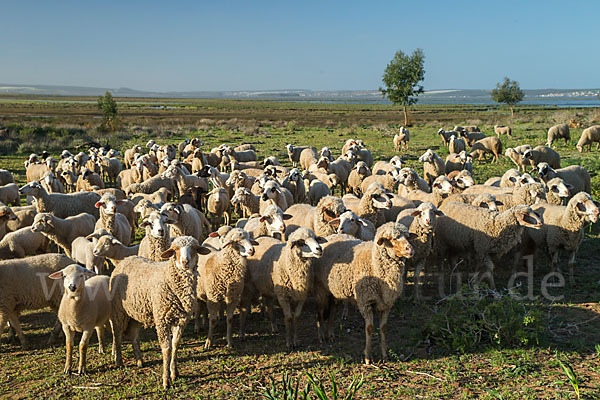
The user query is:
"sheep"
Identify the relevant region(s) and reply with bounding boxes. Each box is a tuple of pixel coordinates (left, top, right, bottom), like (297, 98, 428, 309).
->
(299, 147, 319, 171)
(238, 204, 291, 240)
(160, 202, 209, 241)
(307, 179, 331, 206)
(347, 161, 371, 196)
(321, 156, 353, 195)
(397, 167, 430, 196)
(129, 187, 171, 206)
(522, 145, 561, 169)
(124, 145, 142, 169)
(133, 199, 160, 221)
(125, 173, 176, 199)
(111, 236, 211, 388)
(241, 228, 324, 347)
(445, 151, 473, 174)
(576, 125, 600, 152)
(260, 180, 290, 213)
(226, 170, 255, 192)
(536, 163, 591, 196)
(98, 156, 122, 184)
(442, 193, 504, 211)
(372, 156, 402, 175)
(394, 126, 409, 151)
(418, 149, 445, 186)
(460, 131, 487, 146)
(313, 222, 414, 364)
(361, 167, 399, 193)
(438, 129, 458, 146)
(469, 137, 503, 163)
(0, 227, 49, 259)
(494, 125, 513, 137)
(343, 183, 392, 228)
(405, 175, 455, 207)
(71, 236, 106, 274)
(19, 181, 100, 219)
(524, 192, 598, 285)
(196, 228, 257, 349)
(207, 187, 231, 231)
(0, 205, 16, 239)
(484, 168, 521, 188)
(447, 169, 475, 191)
(137, 211, 174, 261)
(346, 144, 373, 168)
(448, 136, 467, 154)
(327, 210, 375, 241)
(5, 205, 36, 233)
(92, 235, 139, 264)
(341, 138, 365, 155)
(0, 183, 19, 207)
(117, 161, 144, 190)
(30, 212, 95, 257)
(223, 146, 257, 162)
(547, 124, 570, 146)
(0, 169, 14, 186)
(281, 168, 306, 204)
(0, 254, 74, 348)
(48, 265, 111, 375)
(436, 202, 542, 288)
(26, 158, 53, 183)
(504, 148, 529, 172)
(41, 171, 65, 194)
(545, 177, 571, 206)
(285, 196, 346, 238)
(454, 125, 480, 133)
(77, 168, 105, 191)
(396, 202, 443, 298)
(231, 187, 260, 218)
(94, 193, 132, 245)
(286, 144, 311, 167)
(383, 193, 416, 222)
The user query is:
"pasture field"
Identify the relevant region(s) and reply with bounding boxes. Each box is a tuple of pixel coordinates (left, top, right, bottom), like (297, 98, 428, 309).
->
(1, 97, 600, 399)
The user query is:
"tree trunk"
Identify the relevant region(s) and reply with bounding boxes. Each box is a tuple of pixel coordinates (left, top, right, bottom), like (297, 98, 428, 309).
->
(403, 105, 408, 126)
(510, 106, 514, 117)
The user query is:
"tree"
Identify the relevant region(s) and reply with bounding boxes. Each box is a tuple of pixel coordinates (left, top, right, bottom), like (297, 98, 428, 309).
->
(380, 48, 425, 126)
(490, 77, 524, 117)
(97, 91, 119, 131)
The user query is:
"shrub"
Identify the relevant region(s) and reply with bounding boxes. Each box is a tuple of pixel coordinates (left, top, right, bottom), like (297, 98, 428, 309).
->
(425, 286, 546, 354)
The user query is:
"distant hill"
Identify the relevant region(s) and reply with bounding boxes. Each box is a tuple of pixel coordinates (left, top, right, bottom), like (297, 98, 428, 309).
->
(0, 84, 598, 100)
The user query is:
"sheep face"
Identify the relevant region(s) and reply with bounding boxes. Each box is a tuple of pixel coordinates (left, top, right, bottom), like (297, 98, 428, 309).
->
(49, 264, 96, 298)
(355, 162, 369, 175)
(411, 203, 443, 229)
(288, 168, 301, 182)
(0, 206, 17, 221)
(472, 194, 503, 211)
(452, 171, 475, 189)
(221, 228, 257, 257)
(161, 236, 210, 272)
(96, 194, 122, 215)
(571, 193, 600, 223)
(92, 236, 120, 257)
(140, 211, 173, 239)
(261, 181, 282, 202)
(547, 178, 571, 199)
(259, 206, 290, 240)
(418, 150, 433, 163)
(160, 203, 182, 223)
(369, 190, 392, 209)
(537, 163, 552, 180)
(289, 228, 325, 258)
(329, 211, 367, 236)
(19, 181, 43, 196)
(513, 206, 543, 229)
(432, 176, 454, 196)
(31, 213, 54, 233)
(376, 223, 414, 259)
(516, 173, 536, 187)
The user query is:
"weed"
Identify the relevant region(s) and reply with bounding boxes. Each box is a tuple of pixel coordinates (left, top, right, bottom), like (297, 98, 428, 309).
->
(305, 371, 364, 400)
(556, 356, 580, 399)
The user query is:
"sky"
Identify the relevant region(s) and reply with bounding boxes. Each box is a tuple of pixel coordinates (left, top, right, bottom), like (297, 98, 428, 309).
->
(2, 0, 599, 92)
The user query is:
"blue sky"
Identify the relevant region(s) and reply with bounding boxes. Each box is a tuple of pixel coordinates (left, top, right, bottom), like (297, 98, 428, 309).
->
(2, 1, 598, 91)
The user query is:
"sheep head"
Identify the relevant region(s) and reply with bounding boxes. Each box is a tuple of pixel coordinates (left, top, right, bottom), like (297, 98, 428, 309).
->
(409, 202, 443, 229)
(218, 228, 258, 257)
(31, 213, 55, 232)
(259, 205, 291, 240)
(570, 192, 600, 223)
(329, 210, 369, 236)
(140, 211, 174, 239)
(375, 222, 414, 259)
(49, 264, 96, 299)
(512, 206, 543, 229)
(289, 227, 325, 258)
(161, 236, 211, 272)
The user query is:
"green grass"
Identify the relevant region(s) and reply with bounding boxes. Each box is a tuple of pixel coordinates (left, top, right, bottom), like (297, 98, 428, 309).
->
(1, 98, 600, 398)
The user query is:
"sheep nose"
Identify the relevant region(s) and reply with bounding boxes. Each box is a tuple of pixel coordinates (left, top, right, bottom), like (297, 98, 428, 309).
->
(68, 284, 77, 292)
(425, 219, 431, 225)
(261, 194, 268, 201)
(158, 229, 164, 236)
(247, 248, 255, 256)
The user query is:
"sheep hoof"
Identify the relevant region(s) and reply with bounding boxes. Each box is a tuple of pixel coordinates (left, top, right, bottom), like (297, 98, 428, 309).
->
(136, 360, 144, 368)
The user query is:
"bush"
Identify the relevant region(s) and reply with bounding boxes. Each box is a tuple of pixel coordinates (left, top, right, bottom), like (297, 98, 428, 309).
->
(425, 286, 546, 354)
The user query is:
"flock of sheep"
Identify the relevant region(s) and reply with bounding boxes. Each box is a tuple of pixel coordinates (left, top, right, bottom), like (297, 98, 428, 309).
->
(0, 121, 599, 388)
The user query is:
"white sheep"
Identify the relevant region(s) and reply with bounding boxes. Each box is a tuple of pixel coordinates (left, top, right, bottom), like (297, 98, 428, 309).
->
(449, 136, 467, 154)
(71, 237, 106, 274)
(0, 183, 19, 207)
(31, 213, 95, 257)
(418, 149, 445, 186)
(207, 187, 231, 230)
(394, 126, 409, 151)
(92, 235, 139, 263)
(138, 211, 174, 261)
(536, 163, 591, 196)
(547, 124, 570, 146)
(19, 181, 101, 219)
(0, 227, 49, 259)
(522, 145, 561, 169)
(237, 204, 291, 240)
(327, 210, 375, 241)
(94, 193, 132, 245)
(286, 144, 311, 167)
(494, 125, 513, 137)
(576, 125, 600, 152)
(160, 202, 209, 241)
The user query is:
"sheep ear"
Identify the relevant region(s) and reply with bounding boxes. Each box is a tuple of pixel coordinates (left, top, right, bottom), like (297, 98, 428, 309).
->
(376, 236, 389, 246)
(250, 240, 259, 246)
(282, 213, 293, 220)
(48, 270, 64, 280)
(479, 202, 490, 209)
(550, 186, 559, 193)
(94, 201, 104, 208)
(328, 217, 340, 228)
(195, 245, 212, 255)
(410, 210, 421, 217)
(508, 176, 517, 183)
(82, 268, 96, 277)
(495, 200, 504, 207)
(139, 220, 151, 228)
(161, 248, 176, 260)
(315, 236, 327, 244)
(209, 232, 220, 238)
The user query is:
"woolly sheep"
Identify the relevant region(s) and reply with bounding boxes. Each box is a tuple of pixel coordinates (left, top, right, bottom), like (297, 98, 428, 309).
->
(405, 175, 455, 207)
(547, 124, 570, 146)
(397, 168, 429, 196)
(207, 187, 231, 230)
(307, 179, 331, 206)
(299, 147, 319, 171)
(537, 163, 591, 196)
(281, 168, 306, 204)
(360, 167, 399, 193)
(343, 183, 392, 228)
(394, 127, 409, 152)
(239, 204, 291, 240)
(260, 180, 290, 213)
(461, 131, 487, 146)
(111, 236, 211, 388)
(442, 193, 503, 211)
(285, 196, 346, 238)
(160, 202, 209, 242)
(92, 235, 139, 263)
(71, 236, 106, 274)
(504, 148, 529, 172)
(484, 168, 521, 188)
(449, 136, 467, 154)
(286, 144, 311, 167)
(446, 169, 475, 191)
(231, 187, 260, 218)
(494, 125, 512, 137)
(31, 213, 95, 257)
(328, 210, 375, 241)
(0, 183, 19, 207)
(418, 149, 445, 186)
(576, 125, 600, 152)
(522, 145, 560, 169)
(0, 169, 14, 186)
(125, 173, 176, 199)
(313, 222, 414, 364)
(347, 161, 371, 196)
(372, 156, 402, 175)
(5, 205, 36, 233)
(223, 146, 257, 163)
(94, 193, 132, 245)
(445, 151, 473, 174)
(469, 137, 503, 163)
(346, 144, 373, 168)
(19, 181, 100, 220)
(40, 171, 65, 194)
(341, 138, 365, 155)
(438, 129, 458, 147)
(0, 227, 49, 259)
(48, 265, 111, 375)
(138, 211, 174, 261)
(98, 156, 122, 184)
(545, 177, 571, 206)
(77, 168, 104, 191)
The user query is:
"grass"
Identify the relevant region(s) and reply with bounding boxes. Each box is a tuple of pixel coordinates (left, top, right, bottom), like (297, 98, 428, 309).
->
(1, 97, 600, 399)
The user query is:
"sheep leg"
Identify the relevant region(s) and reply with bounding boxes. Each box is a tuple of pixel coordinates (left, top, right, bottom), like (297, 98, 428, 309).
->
(292, 300, 305, 348)
(78, 329, 93, 375)
(265, 296, 278, 333)
(96, 326, 105, 354)
(414, 260, 425, 301)
(110, 318, 123, 367)
(225, 302, 236, 348)
(568, 251, 576, 286)
(0, 316, 6, 345)
(482, 256, 496, 290)
(279, 299, 294, 348)
(204, 301, 219, 350)
(63, 325, 74, 374)
(195, 302, 208, 334)
(170, 325, 184, 381)
(360, 305, 375, 365)
(7, 314, 27, 349)
(156, 324, 173, 389)
(326, 299, 337, 343)
(379, 309, 390, 362)
(238, 299, 250, 339)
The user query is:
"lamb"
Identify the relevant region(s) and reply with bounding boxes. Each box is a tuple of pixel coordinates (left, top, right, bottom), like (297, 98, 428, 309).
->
(0, 254, 73, 348)
(94, 193, 132, 245)
(418, 149, 445, 186)
(404, 175, 455, 207)
(26, 158, 52, 183)
(545, 177, 571, 206)
(522, 145, 561, 169)
(299, 147, 319, 171)
(347, 161, 371, 196)
(346, 144, 373, 168)
(524, 192, 598, 285)
(71, 236, 106, 274)
(92, 235, 139, 264)
(241, 228, 324, 347)
(343, 183, 392, 228)
(469, 137, 503, 163)
(237, 204, 291, 240)
(0, 227, 49, 259)
(110, 236, 211, 388)
(138, 210, 174, 261)
(547, 124, 570, 146)
(31, 213, 95, 257)
(117, 161, 143, 190)
(436, 202, 542, 288)
(505, 148, 529, 172)
(281, 168, 306, 204)
(207, 187, 231, 230)
(494, 125, 513, 137)
(393, 126, 409, 151)
(445, 151, 473, 174)
(41, 171, 65, 194)
(448, 136, 467, 154)
(460, 131, 487, 146)
(0, 169, 14, 186)
(48, 265, 111, 375)
(536, 163, 591, 196)
(285, 195, 346, 238)
(260, 180, 290, 213)
(313, 222, 414, 364)
(19, 181, 100, 219)
(321, 156, 353, 194)
(396, 202, 443, 298)
(0, 183, 19, 207)
(576, 125, 600, 152)
(328, 210, 375, 241)
(160, 202, 209, 241)
(196, 228, 257, 349)
(286, 144, 311, 167)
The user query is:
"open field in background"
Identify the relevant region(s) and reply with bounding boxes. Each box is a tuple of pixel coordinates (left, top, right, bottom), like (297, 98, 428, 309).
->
(1, 97, 600, 398)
